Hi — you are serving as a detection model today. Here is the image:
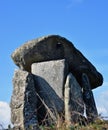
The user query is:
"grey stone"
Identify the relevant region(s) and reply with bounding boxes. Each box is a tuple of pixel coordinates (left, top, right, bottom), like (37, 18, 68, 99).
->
(82, 73, 98, 122)
(32, 59, 68, 99)
(31, 59, 68, 123)
(64, 73, 84, 123)
(11, 35, 103, 89)
(10, 69, 38, 130)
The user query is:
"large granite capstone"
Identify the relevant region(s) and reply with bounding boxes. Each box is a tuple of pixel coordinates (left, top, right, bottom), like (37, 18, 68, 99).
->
(11, 35, 103, 89)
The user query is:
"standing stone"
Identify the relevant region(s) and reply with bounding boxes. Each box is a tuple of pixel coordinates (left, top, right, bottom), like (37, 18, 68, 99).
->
(64, 73, 84, 123)
(31, 59, 68, 123)
(64, 73, 71, 126)
(82, 73, 98, 122)
(10, 69, 38, 130)
(32, 59, 68, 100)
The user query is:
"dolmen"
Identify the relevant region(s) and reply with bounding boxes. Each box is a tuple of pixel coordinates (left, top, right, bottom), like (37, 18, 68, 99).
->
(10, 35, 103, 130)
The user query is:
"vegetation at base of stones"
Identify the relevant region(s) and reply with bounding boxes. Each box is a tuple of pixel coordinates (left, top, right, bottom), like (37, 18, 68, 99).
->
(1, 119, 108, 130)
(38, 120, 108, 130)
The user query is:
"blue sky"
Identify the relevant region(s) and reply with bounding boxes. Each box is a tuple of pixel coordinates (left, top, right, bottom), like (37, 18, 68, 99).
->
(0, 0, 108, 128)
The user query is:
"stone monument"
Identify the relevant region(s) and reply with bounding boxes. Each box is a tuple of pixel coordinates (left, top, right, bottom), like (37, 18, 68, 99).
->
(10, 35, 103, 130)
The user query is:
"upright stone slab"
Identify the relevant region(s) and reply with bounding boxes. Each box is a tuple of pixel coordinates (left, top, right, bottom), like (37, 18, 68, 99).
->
(31, 59, 68, 122)
(32, 59, 68, 99)
(64, 73, 84, 123)
(82, 73, 98, 122)
(10, 69, 38, 130)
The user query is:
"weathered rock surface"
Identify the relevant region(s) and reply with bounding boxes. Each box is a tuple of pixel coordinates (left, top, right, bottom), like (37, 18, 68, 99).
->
(31, 59, 67, 123)
(11, 35, 103, 89)
(32, 59, 68, 99)
(82, 73, 98, 122)
(64, 73, 84, 123)
(10, 69, 38, 130)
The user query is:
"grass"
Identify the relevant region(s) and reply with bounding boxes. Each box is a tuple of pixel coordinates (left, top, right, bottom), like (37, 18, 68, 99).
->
(38, 119, 108, 130)
(1, 117, 108, 130)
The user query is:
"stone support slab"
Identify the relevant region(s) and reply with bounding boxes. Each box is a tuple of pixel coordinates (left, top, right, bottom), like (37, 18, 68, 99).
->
(10, 69, 38, 130)
(31, 59, 68, 122)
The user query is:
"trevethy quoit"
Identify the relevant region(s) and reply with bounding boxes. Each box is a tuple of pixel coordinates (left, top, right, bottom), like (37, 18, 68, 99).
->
(10, 35, 103, 130)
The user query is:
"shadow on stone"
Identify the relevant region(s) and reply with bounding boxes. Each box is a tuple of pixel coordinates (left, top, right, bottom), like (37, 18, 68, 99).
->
(33, 75, 64, 125)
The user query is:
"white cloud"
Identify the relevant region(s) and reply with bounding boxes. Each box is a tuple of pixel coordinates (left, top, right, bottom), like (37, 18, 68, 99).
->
(103, 82, 108, 87)
(97, 106, 107, 115)
(94, 90, 108, 118)
(0, 101, 11, 129)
